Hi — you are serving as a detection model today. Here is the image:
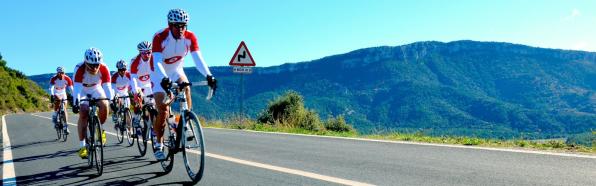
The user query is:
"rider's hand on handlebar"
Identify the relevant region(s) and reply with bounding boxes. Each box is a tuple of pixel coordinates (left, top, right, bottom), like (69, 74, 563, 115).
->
(160, 77, 172, 93)
(72, 102, 80, 114)
(206, 75, 217, 94)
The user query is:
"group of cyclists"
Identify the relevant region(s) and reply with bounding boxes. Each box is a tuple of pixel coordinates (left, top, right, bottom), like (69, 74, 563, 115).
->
(47, 9, 217, 163)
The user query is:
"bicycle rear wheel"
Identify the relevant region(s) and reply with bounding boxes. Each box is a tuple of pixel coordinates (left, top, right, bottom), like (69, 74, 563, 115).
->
(55, 123, 62, 140)
(181, 111, 206, 184)
(92, 116, 104, 176)
(159, 121, 175, 173)
(136, 109, 152, 157)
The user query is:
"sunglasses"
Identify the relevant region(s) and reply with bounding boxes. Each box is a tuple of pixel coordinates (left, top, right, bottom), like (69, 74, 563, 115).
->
(171, 23, 187, 29)
(141, 51, 151, 55)
(118, 69, 126, 71)
(86, 63, 100, 69)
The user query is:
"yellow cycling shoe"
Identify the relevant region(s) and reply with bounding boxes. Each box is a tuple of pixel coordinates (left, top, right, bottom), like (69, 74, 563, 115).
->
(78, 147, 88, 159)
(102, 130, 107, 145)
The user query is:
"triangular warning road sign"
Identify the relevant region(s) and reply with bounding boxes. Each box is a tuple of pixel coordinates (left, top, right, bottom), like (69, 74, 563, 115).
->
(229, 41, 256, 66)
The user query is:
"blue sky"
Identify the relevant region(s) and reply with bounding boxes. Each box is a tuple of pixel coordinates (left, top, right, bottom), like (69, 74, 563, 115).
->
(1, 0, 595, 75)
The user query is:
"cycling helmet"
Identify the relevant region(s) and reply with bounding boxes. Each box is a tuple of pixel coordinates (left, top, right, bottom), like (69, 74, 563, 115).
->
(56, 66, 64, 73)
(167, 8, 189, 23)
(84, 48, 103, 64)
(137, 41, 152, 51)
(116, 59, 127, 70)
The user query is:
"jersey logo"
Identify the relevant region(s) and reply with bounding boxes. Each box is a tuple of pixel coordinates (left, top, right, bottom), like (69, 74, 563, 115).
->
(117, 87, 127, 91)
(139, 75, 150, 81)
(164, 56, 182, 64)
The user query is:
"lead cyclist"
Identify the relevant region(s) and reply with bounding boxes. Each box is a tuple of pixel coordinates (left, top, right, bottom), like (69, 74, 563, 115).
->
(150, 8, 217, 160)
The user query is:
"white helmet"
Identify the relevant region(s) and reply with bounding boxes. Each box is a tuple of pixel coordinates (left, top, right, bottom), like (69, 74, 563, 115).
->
(56, 66, 64, 73)
(167, 8, 189, 23)
(84, 48, 103, 64)
(116, 59, 127, 70)
(137, 41, 152, 51)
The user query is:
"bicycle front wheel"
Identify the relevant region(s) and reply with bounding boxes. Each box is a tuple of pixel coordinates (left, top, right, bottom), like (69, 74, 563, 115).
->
(182, 111, 206, 183)
(60, 112, 68, 142)
(116, 112, 124, 144)
(135, 113, 148, 157)
(92, 116, 104, 176)
(125, 109, 134, 146)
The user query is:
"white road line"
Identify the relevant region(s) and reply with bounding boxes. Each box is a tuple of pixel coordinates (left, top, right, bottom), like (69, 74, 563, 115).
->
(205, 127, 596, 159)
(31, 113, 375, 186)
(2, 115, 17, 185)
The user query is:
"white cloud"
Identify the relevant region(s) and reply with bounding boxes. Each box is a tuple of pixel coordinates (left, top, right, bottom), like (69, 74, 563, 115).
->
(564, 8, 581, 21)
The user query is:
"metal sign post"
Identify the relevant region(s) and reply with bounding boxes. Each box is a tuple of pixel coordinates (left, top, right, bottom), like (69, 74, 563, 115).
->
(229, 41, 256, 120)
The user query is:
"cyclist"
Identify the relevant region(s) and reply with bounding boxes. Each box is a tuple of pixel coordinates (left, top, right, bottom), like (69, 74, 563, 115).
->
(110, 60, 133, 130)
(72, 48, 113, 159)
(150, 8, 216, 160)
(49, 66, 73, 133)
(130, 41, 155, 106)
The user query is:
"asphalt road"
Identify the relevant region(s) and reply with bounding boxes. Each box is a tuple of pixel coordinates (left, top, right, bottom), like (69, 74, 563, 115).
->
(1, 112, 595, 185)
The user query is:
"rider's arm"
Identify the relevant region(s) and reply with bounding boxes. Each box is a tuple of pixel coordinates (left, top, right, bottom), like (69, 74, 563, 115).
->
(72, 64, 84, 104)
(151, 52, 167, 80)
(49, 77, 56, 95)
(152, 30, 168, 80)
(130, 74, 139, 93)
(49, 85, 55, 96)
(101, 65, 113, 99)
(73, 83, 82, 104)
(129, 58, 140, 93)
(191, 51, 212, 77)
(66, 76, 74, 95)
(187, 32, 212, 77)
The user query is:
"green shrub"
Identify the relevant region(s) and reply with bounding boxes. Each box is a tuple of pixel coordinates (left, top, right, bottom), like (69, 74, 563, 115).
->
(324, 115, 355, 132)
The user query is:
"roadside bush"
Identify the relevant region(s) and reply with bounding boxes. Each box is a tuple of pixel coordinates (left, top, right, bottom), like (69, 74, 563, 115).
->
(324, 115, 355, 132)
(258, 90, 325, 132)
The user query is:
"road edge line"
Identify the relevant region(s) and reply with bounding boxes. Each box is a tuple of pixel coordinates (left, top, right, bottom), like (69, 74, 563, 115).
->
(204, 128, 596, 159)
(2, 115, 17, 185)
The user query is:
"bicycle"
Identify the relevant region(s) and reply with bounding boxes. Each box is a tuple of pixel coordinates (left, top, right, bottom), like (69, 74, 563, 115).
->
(79, 95, 110, 176)
(54, 98, 69, 142)
(152, 81, 214, 184)
(131, 93, 156, 157)
(114, 95, 134, 146)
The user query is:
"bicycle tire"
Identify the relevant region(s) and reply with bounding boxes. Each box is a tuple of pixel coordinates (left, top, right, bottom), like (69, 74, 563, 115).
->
(92, 115, 104, 176)
(125, 109, 134, 146)
(181, 111, 206, 183)
(60, 111, 68, 142)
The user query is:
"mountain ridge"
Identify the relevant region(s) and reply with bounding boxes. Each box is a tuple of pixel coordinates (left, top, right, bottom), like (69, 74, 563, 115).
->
(28, 40, 596, 139)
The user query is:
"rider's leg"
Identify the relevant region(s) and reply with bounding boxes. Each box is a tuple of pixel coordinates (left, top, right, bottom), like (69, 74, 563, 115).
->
(176, 76, 192, 110)
(125, 98, 132, 128)
(52, 96, 59, 125)
(154, 92, 169, 144)
(78, 104, 89, 143)
(98, 100, 109, 126)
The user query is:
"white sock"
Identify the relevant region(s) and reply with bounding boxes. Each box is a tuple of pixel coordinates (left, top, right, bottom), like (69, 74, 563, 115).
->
(80, 140, 86, 148)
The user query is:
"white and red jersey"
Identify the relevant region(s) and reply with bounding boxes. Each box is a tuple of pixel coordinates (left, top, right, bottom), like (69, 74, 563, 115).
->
(49, 75, 73, 95)
(130, 54, 154, 90)
(150, 28, 211, 89)
(111, 72, 132, 95)
(152, 28, 199, 72)
(72, 62, 113, 102)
